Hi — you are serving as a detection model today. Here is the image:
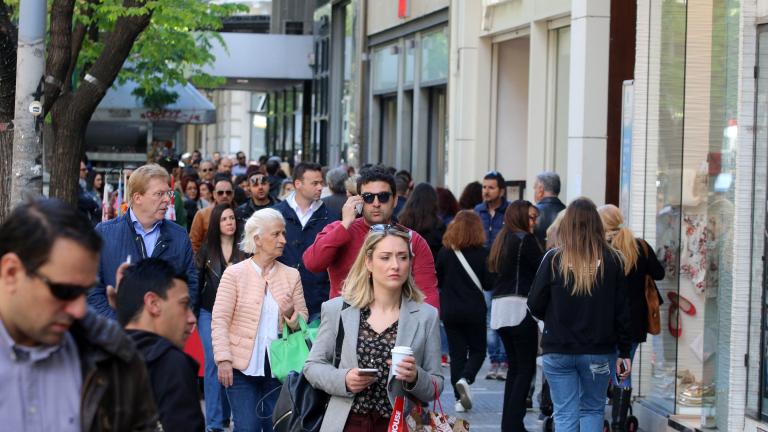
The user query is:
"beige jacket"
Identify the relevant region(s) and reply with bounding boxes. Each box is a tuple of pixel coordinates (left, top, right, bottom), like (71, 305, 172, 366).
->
(211, 259, 308, 370)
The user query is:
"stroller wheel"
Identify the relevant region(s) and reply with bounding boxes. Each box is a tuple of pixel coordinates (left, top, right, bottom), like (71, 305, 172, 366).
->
(543, 416, 555, 432)
(603, 419, 610, 432)
(627, 416, 639, 432)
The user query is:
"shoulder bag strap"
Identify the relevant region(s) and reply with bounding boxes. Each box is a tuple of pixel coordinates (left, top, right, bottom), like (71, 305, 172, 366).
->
(333, 302, 349, 368)
(514, 234, 525, 296)
(454, 249, 484, 294)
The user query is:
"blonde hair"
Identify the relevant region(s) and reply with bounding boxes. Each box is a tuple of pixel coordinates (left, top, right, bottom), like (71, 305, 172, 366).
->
(554, 197, 611, 296)
(598, 204, 638, 275)
(345, 175, 360, 196)
(341, 230, 424, 308)
(240, 208, 285, 254)
(545, 209, 567, 250)
(127, 164, 170, 206)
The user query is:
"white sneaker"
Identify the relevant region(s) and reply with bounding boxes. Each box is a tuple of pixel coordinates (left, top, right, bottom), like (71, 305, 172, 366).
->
(455, 378, 473, 410)
(454, 401, 466, 413)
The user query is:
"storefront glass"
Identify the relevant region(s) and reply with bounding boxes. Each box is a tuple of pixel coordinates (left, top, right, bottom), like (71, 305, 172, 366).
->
(637, 0, 740, 427)
(421, 27, 448, 84)
(341, 1, 358, 165)
(372, 43, 399, 93)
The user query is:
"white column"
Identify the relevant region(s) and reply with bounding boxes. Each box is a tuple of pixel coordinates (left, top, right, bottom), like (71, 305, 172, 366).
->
(566, 0, 610, 204)
(525, 20, 549, 202)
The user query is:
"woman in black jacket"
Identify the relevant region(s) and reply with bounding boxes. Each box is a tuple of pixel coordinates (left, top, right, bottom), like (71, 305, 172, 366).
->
(527, 198, 632, 432)
(599, 204, 664, 430)
(488, 200, 544, 432)
(196, 204, 246, 432)
(399, 182, 446, 261)
(435, 210, 490, 413)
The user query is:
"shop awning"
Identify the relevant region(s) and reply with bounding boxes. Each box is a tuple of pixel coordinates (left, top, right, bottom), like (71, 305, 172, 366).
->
(91, 80, 216, 124)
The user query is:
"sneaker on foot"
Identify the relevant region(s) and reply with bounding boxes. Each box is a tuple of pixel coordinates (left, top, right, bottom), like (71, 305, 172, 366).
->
(454, 401, 466, 413)
(485, 363, 499, 380)
(456, 378, 473, 410)
(496, 363, 508, 381)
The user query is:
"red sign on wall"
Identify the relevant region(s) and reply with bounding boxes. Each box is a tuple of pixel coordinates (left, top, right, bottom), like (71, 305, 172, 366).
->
(398, 0, 409, 18)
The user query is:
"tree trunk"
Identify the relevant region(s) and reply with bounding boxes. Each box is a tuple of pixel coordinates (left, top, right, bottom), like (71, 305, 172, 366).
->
(48, 93, 90, 205)
(0, 1, 16, 223)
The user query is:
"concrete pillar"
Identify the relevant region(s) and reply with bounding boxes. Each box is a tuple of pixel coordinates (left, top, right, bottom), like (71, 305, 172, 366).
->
(566, 0, 611, 204)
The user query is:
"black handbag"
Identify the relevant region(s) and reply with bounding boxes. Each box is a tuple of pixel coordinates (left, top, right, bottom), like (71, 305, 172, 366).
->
(272, 303, 348, 432)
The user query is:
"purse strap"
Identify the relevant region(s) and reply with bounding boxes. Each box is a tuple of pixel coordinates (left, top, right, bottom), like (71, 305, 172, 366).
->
(333, 302, 349, 368)
(514, 233, 525, 296)
(454, 249, 484, 294)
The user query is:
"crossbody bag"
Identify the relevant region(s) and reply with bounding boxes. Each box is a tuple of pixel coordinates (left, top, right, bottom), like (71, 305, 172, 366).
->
(490, 233, 529, 329)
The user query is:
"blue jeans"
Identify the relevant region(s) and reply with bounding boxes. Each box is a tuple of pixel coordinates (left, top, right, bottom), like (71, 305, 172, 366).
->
(485, 291, 506, 363)
(199, 309, 231, 429)
(226, 369, 281, 432)
(542, 353, 615, 432)
(611, 343, 639, 389)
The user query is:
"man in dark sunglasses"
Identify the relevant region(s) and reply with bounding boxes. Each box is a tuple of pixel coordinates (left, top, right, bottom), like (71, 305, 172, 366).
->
(0, 198, 159, 430)
(235, 173, 278, 224)
(303, 165, 440, 310)
(198, 160, 216, 182)
(189, 178, 235, 253)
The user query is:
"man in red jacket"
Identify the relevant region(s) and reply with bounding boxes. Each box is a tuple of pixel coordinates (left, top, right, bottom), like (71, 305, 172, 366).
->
(303, 166, 440, 310)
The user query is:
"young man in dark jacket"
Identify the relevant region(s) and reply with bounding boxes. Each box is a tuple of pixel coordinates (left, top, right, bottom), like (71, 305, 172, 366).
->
(0, 199, 159, 432)
(273, 162, 339, 321)
(88, 164, 198, 319)
(117, 258, 204, 432)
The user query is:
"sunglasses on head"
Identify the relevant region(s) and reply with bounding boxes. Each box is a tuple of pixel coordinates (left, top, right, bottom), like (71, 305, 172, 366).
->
(32, 271, 94, 301)
(249, 176, 269, 185)
(360, 191, 392, 204)
(216, 190, 233, 196)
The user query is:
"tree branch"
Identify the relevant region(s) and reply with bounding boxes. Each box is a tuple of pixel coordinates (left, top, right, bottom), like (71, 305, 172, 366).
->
(64, 0, 98, 93)
(43, 0, 75, 115)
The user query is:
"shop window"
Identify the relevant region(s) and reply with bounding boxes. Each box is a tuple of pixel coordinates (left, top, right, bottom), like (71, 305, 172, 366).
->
(421, 27, 448, 84)
(372, 43, 399, 93)
(404, 38, 416, 87)
(427, 86, 446, 185)
(378, 95, 397, 165)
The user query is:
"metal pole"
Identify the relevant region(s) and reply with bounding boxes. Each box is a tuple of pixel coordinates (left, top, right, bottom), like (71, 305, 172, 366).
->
(10, 0, 46, 207)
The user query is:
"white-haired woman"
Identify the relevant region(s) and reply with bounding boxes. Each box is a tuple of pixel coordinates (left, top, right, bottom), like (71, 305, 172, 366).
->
(212, 208, 308, 432)
(304, 225, 444, 432)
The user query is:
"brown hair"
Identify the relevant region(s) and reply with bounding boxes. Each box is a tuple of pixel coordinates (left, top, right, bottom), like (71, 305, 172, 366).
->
(554, 197, 612, 296)
(488, 200, 532, 273)
(442, 210, 486, 250)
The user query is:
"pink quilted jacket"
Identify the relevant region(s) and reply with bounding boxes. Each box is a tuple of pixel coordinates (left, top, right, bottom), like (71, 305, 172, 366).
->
(211, 259, 308, 370)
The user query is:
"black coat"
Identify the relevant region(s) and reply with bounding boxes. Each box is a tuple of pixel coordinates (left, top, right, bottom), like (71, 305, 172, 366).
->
(436, 246, 492, 323)
(534, 196, 566, 246)
(491, 231, 544, 298)
(127, 330, 205, 432)
(623, 239, 665, 343)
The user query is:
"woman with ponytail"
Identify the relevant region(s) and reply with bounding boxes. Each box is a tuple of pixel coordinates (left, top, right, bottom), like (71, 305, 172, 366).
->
(527, 197, 632, 431)
(598, 204, 664, 431)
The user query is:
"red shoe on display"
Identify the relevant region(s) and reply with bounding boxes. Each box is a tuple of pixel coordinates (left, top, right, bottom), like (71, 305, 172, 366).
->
(667, 292, 696, 315)
(668, 304, 682, 338)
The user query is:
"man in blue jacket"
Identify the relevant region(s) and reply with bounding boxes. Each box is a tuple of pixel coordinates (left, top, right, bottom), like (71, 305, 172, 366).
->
(88, 164, 198, 320)
(272, 162, 339, 322)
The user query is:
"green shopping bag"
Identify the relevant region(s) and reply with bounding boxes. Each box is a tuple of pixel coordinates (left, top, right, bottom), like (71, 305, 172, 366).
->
(269, 316, 315, 383)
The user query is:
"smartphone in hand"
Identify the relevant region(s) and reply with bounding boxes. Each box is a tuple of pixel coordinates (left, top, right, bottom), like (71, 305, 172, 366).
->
(358, 368, 378, 376)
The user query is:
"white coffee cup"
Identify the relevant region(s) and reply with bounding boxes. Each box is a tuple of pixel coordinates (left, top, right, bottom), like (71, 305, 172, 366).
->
(390, 346, 414, 377)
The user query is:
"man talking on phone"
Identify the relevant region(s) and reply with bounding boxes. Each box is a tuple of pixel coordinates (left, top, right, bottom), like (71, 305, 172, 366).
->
(303, 165, 439, 310)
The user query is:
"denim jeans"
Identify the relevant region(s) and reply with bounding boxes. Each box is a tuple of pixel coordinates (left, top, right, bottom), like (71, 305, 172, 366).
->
(610, 343, 639, 389)
(542, 352, 615, 432)
(199, 308, 231, 429)
(226, 368, 281, 432)
(485, 291, 506, 363)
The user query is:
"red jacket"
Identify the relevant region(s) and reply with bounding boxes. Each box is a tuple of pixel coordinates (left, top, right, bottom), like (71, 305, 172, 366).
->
(302, 218, 440, 310)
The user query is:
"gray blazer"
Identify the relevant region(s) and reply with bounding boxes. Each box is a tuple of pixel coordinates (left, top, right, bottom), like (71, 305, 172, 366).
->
(304, 296, 444, 432)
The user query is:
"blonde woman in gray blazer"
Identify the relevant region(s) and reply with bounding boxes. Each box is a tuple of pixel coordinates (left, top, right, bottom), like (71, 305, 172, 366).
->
(304, 225, 444, 432)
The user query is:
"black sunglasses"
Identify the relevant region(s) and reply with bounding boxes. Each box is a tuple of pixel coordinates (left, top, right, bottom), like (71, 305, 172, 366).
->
(360, 191, 392, 204)
(216, 190, 234, 196)
(249, 176, 269, 185)
(32, 271, 94, 301)
(201, 168, 213, 172)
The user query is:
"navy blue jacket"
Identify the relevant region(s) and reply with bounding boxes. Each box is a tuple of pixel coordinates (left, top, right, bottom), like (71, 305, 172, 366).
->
(273, 200, 339, 319)
(88, 213, 198, 320)
(474, 200, 510, 249)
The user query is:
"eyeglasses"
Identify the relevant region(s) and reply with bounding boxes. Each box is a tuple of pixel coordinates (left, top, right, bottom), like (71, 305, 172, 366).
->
(32, 271, 95, 301)
(360, 192, 392, 204)
(249, 176, 269, 185)
(216, 190, 234, 196)
(151, 190, 174, 199)
(201, 168, 213, 172)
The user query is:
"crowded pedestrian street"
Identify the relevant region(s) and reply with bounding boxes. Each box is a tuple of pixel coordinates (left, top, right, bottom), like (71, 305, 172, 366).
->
(0, 0, 765, 432)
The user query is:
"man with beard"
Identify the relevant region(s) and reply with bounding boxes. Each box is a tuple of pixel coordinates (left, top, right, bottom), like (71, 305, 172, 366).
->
(88, 164, 198, 320)
(303, 165, 439, 310)
(0, 198, 159, 431)
(235, 173, 278, 224)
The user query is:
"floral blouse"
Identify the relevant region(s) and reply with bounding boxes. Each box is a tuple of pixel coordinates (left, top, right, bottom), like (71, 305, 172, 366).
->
(350, 307, 398, 417)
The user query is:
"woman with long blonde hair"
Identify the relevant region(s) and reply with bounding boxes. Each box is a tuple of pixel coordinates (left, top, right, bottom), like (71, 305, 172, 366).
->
(598, 204, 664, 431)
(304, 226, 443, 432)
(527, 197, 632, 431)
